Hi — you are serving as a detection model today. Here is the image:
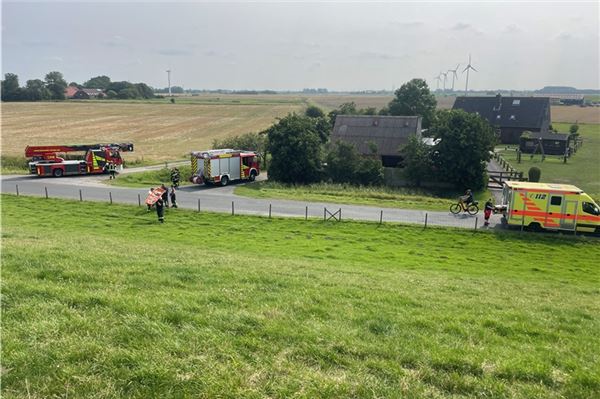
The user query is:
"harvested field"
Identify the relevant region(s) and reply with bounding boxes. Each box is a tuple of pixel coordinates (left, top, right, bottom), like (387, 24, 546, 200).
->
(1, 98, 304, 161)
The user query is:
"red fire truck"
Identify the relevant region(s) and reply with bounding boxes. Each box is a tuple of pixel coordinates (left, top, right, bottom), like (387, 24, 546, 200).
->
(190, 149, 260, 186)
(25, 143, 134, 177)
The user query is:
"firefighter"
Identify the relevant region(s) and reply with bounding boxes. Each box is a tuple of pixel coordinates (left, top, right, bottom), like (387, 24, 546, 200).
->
(161, 184, 169, 207)
(108, 162, 117, 179)
(171, 167, 180, 188)
(155, 197, 165, 223)
(170, 186, 178, 208)
(484, 198, 494, 226)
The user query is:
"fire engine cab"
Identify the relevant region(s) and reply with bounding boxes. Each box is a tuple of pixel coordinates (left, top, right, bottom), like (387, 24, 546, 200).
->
(500, 181, 600, 233)
(25, 143, 134, 177)
(190, 149, 260, 186)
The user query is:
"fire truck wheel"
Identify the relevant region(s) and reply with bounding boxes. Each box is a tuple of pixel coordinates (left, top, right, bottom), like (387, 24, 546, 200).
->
(53, 168, 64, 177)
(249, 171, 257, 182)
(528, 222, 542, 232)
(220, 176, 229, 186)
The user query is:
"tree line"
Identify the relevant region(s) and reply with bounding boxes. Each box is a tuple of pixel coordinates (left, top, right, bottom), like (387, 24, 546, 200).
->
(1, 72, 155, 101)
(214, 78, 496, 190)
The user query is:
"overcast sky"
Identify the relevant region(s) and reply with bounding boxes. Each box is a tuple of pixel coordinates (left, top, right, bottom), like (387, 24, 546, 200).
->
(2, 1, 599, 91)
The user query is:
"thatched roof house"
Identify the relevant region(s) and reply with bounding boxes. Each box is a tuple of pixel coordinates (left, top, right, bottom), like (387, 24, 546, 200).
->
(331, 115, 422, 167)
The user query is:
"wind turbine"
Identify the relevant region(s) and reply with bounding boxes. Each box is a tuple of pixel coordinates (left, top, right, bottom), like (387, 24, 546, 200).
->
(434, 73, 442, 91)
(448, 64, 460, 92)
(462, 55, 477, 96)
(440, 71, 448, 92)
(166, 69, 172, 97)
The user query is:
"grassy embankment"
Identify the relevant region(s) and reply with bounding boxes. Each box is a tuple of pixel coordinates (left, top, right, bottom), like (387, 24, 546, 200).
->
(496, 123, 600, 200)
(236, 182, 492, 212)
(107, 165, 192, 188)
(2, 195, 599, 398)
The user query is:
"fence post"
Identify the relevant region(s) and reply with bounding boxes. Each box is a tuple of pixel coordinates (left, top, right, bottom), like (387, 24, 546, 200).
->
(379, 210, 383, 225)
(197, 198, 201, 212)
(16, 184, 19, 196)
(424, 213, 428, 228)
(305, 206, 308, 220)
(474, 217, 478, 231)
(269, 204, 272, 218)
(109, 192, 113, 204)
(45, 186, 48, 199)
(339, 208, 342, 222)
(324, 208, 326, 221)
(231, 201, 234, 216)
(138, 193, 141, 206)
(79, 189, 83, 202)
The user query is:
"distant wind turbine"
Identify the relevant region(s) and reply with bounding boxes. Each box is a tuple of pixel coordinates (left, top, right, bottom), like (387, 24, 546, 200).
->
(462, 55, 477, 96)
(441, 71, 448, 92)
(448, 64, 460, 92)
(434, 74, 442, 91)
(166, 69, 172, 97)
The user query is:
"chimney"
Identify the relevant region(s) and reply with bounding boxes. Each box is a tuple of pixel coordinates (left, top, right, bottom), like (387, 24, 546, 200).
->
(494, 93, 502, 111)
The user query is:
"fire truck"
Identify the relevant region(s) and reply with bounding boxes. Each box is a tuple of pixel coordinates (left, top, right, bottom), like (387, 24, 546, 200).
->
(500, 181, 600, 233)
(190, 149, 260, 186)
(25, 143, 134, 177)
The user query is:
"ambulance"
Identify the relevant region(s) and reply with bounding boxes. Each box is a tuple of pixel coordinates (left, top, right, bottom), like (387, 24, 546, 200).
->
(500, 181, 600, 233)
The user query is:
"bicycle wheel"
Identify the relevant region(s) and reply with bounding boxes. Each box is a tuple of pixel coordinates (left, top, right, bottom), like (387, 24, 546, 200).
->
(467, 204, 479, 215)
(450, 203, 462, 214)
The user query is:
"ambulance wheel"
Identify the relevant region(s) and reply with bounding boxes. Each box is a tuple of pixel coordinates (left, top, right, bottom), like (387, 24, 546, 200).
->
(53, 168, 63, 177)
(249, 171, 257, 182)
(220, 176, 229, 186)
(528, 222, 542, 232)
(467, 204, 479, 215)
(450, 204, 461, 214)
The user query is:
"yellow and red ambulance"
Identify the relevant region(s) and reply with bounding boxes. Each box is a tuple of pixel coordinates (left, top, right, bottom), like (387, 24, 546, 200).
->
(500, 181, 600, 233)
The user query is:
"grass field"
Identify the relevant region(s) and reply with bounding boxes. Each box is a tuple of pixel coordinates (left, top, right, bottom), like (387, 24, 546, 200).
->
(2, 195, 599, 398)
(235, 182, 492, 212)
(107, 165, 193, 188)
(497, 123, 600, 200)
(0, 97, 304, 161)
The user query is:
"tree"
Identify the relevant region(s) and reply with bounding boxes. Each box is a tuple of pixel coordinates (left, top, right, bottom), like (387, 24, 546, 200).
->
(569, 124, 579, 134)
(305, 105, 325, 118)
(1, 73, 23, 101)
(429, 109, 497, 190)
(387, 78, 437, 128)
(328, 101, 358, 125)
(106, 90, 117, 99)
(267, 113, 324, 184)
(402, 135, 432, 187)
(326, 141, 361, 183)
(134, 83, 155, 99)
(25, 79, 51, 101)
(356, 157, 384, 186)
(84, 75, 111, 90)
(44, 71, 67, 100)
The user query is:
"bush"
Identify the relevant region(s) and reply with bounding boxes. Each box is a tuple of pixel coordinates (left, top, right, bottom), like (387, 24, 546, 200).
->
(528, 166, 541, 182)
(325, 141, 383, 186)
(569, 124, 579, 134)
(305, 105, 325, 118)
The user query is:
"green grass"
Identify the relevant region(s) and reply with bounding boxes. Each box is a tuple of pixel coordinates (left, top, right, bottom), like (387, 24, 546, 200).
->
(235, 181, 492, 212)
(2, 195, 599, 398)
(0, 155, 28, 174)
(497, 123, 600, 200)
(107, 165, 192, 188)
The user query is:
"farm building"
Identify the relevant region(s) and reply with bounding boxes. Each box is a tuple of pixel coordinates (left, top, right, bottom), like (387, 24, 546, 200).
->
(519, 132, 570, 155)
(453, 94, 551, 144)
(64, 85, 79, 98)
(73, 88, 104, 99)
(331, 115, 422, 167)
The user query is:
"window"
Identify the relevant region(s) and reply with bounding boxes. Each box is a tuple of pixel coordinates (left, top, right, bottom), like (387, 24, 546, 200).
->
(512, 99, 521, 106)
(583, 202, 600, 216)
(510, 115, 516, 120)
(550, 196, 562, 206)
(496, 115, 501, 120)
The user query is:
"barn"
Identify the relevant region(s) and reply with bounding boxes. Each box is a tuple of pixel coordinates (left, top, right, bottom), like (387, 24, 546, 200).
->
(519, 132, 570, 155)
(331, 115, 422, 167)
(453, 94, 551, 144)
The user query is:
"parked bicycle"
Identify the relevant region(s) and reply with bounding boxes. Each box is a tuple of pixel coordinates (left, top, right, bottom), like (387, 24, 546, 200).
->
(450, 199, 479, 215)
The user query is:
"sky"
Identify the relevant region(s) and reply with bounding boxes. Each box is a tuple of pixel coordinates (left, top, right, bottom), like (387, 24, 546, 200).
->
(2, 1, 599, 91)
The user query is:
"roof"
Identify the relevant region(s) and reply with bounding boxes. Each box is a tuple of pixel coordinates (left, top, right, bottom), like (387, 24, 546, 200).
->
(65, 86, 79, 97)
(452, 95, 550, 129)
(78, 88, 103, 95)
(331, 115, 422, 156)
(521, 132, 569, 141)
(504, 181, 583, 193)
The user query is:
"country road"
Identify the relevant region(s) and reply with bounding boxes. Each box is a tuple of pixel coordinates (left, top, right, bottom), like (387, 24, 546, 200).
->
(1, 172, 501, 231)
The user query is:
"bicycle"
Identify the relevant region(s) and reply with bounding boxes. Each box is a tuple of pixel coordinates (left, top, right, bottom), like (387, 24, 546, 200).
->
(450, 200, 479, 215)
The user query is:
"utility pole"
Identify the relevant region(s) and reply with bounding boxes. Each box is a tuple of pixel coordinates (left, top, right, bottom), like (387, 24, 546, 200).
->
(166, 69, 172, 97)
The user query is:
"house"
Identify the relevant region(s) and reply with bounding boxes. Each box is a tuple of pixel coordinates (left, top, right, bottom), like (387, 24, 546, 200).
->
(519, 132, 570, 155)
(452, 94, 551, 144)
(331, 115, 422, 167)
(73, 88, 104, 99)
(64, 85, 79, 98)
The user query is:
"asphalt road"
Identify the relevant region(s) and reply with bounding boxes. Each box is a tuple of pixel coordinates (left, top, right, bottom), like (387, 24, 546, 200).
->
(1, 172, 502, 230)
